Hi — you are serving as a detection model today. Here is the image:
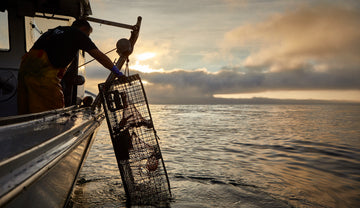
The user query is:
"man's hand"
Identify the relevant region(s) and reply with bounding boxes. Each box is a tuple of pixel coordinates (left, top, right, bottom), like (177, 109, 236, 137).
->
(110, 65, 123, 76)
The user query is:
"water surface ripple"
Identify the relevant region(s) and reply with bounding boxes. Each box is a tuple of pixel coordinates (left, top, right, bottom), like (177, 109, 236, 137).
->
(71, 104, 360, 208)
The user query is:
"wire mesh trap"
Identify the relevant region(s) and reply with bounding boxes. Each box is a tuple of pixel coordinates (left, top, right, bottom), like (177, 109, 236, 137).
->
(98, 74, 171, 206)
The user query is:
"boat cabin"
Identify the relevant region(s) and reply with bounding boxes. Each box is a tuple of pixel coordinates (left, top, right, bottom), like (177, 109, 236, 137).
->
(0, 0, 92, 117)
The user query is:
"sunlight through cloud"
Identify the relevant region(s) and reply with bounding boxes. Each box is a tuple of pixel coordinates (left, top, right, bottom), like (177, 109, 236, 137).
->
(131, 60, 164, 73)
(136, 52, 156, 61)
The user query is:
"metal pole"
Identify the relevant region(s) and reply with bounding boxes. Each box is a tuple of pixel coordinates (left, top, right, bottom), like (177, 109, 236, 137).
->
(91, 16, 142, 111)
(86, 16, 136, 30)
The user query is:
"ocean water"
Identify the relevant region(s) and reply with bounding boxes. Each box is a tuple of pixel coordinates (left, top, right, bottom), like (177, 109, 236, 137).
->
(70, 104, 360, 208)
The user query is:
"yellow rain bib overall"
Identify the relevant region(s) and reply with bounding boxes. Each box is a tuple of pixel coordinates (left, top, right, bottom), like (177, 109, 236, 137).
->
(17, 49, 66, 114)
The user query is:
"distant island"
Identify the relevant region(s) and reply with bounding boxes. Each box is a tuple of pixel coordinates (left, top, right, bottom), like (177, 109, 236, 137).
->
(148, 97, 360, 105)
(86, 89, 359, 105)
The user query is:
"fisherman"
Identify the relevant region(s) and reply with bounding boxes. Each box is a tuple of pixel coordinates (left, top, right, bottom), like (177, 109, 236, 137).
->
(17, 19, 123, 114)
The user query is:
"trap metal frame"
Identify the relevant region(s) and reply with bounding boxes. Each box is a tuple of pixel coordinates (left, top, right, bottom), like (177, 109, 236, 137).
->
(98, 74, 171, 206)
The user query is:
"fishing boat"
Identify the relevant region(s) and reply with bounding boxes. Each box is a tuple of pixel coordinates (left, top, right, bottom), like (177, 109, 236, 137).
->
(0, 0, 141, 207)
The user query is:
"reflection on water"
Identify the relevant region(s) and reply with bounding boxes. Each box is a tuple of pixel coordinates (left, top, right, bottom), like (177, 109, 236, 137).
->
(71, 104, 360, 208)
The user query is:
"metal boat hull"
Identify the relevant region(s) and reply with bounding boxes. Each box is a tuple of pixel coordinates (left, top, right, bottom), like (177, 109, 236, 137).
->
(0, 107, 104, 208)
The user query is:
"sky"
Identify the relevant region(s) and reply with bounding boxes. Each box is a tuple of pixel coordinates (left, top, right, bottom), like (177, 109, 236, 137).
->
(3, 0, 360, 104)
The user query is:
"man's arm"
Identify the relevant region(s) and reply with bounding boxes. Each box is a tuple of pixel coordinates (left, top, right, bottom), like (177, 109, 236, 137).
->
(87, 48, 123, 76)
(87, 48, 114, 70)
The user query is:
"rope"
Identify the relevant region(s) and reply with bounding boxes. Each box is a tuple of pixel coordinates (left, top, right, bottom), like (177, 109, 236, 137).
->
(78, 48, 117, 68)
(125, 58, 130, 76)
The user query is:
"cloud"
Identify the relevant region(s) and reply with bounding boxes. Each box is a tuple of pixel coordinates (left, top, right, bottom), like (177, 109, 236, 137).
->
(84, 65, 360, 103)
(132, 66, 360, 103)
(133, 39, 176, 69)
(222, 3, 360, 72)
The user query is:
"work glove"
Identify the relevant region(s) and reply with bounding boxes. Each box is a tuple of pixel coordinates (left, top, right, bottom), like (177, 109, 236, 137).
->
(110, 65, 123, 77)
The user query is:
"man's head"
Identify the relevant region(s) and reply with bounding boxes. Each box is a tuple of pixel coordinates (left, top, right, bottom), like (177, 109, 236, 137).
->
(71, 19, 93, 36)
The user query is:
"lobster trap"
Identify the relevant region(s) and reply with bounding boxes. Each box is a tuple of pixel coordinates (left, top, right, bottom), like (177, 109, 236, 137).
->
(98, 74, 171, 206)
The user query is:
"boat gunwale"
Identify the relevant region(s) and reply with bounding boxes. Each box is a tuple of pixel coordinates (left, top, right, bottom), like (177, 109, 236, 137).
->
(0, 106, 81, 126)
(0, 111, 99, 166)
(0, 109, 104, 207)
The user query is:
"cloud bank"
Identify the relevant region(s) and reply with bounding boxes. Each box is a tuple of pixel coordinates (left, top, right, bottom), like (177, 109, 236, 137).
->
(222, 3, 360, 72)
